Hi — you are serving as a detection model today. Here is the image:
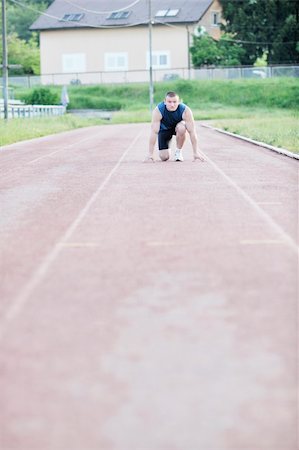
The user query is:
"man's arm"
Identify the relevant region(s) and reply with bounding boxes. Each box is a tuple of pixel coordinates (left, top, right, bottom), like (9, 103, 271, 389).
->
(145, 107, 162, 161)
(183, 107, 205, 161)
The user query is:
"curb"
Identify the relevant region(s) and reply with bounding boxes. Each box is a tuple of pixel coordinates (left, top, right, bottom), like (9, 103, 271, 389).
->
(201, 123, 299, 160)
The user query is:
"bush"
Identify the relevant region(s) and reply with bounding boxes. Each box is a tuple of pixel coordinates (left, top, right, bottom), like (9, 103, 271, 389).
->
(68, 95, 122, 110)
(21, 87, 59, 105)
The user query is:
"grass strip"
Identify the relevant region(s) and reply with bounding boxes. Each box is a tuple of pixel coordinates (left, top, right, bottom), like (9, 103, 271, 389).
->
(1, 95, 298, 153)
(0, 114, 101, 147)
(15, 78, 299, 111)
(209, 110, 299, 153)
(1, 108, 298, 154)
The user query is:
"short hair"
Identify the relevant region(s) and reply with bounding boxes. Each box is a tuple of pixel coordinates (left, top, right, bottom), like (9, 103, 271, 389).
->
(165, 91, 178, 98)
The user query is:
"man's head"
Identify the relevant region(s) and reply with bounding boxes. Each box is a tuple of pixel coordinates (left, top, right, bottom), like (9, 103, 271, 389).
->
(164, 91, 180, 111)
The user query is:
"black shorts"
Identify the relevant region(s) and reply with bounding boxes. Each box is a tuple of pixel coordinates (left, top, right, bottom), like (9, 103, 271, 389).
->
(158, 128, 176, 150)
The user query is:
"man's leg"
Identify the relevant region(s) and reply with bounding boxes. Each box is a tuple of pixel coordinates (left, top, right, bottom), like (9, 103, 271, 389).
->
(158, 130, 173, 161)
(159, 149, 171, 161)
(174, 121, 187, 161)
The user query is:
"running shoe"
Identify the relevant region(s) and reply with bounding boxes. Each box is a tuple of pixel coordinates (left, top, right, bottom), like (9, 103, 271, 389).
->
(174, 150, 184, 162)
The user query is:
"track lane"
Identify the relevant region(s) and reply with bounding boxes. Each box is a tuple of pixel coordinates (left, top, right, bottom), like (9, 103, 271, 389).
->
(0, 123, 297, 449)
(0, 124, 147, 316)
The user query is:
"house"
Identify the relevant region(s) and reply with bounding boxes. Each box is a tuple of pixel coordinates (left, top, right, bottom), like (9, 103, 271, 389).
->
(30, 0, 223, 84)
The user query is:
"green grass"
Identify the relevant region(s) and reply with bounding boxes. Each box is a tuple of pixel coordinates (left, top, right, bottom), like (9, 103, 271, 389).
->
(210, 111, 299, 153)
(1, 106, 297, 152)
(0, 114, 102, 147)
(111, 109, 151, 123)
(15, 78, 299, 111)
(2, 78, 298, 152)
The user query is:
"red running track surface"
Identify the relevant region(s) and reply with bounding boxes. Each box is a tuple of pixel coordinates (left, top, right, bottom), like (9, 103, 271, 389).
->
(0, 122, 298, 449)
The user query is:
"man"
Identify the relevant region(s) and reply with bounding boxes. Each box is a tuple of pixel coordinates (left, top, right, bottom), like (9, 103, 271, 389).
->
(145, 91, 205, 162)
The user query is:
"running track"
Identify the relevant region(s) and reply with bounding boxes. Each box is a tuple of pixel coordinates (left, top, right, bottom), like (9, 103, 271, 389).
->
(0, 123, 298, 449)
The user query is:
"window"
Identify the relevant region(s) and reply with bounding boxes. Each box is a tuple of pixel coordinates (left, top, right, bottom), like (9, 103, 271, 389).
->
(147, 51, 170, 69)
(62, 53, 86, 73)
(166, 9, 179, 17)
(155, 10, 168, 17)
(155, 9, 179, 17)
(211, 11, 220, 26)
(60, 13, 84, 22)
(107, 11, 130, 19)
(105, 53, 128, 71)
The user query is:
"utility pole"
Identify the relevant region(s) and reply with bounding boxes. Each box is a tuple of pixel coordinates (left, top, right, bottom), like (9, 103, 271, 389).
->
(1, 0, 8, 120)
(186, 26, 191, 80)
(148, 0, 154, 112)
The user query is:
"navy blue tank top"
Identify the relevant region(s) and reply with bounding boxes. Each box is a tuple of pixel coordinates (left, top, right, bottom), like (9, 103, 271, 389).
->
(158, 102, 186, 131)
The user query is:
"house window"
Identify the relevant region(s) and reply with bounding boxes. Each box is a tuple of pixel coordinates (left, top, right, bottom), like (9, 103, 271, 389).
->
(155, 9, 179, 17)
(155, 10, 168, 17)
(211, 11, 220, 26)
(60, 13, 84, 22)
(105, 53, 128, 71)
(62, 53, 86, 73)
(166, 9, 179, 17)
(147, 51, 170, 69)
(107, 11, 130, 19)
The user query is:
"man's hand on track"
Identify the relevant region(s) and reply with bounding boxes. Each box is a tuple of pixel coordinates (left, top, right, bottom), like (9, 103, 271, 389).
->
(143, 156, 155, 163)
(193, 152, 205, 162)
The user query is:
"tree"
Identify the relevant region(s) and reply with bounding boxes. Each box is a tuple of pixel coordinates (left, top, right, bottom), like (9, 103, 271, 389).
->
(190, 34, 222, 67)
(6, 1, 52, 42)
(219, 0, 299, 64)
(0, 33, 40, 75)
(0, 1, 53, 74)
(190, 32, 245, 67)
(218, 35, 246, 66)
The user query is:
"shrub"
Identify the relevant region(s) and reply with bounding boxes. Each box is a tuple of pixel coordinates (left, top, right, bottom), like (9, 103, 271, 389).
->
(21, 87, 59, 105)
(68, 95, 122, 110)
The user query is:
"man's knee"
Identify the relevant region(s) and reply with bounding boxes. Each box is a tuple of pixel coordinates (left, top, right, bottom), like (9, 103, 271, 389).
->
(176, 122, 187, 136)
(159, 149, 171, 161)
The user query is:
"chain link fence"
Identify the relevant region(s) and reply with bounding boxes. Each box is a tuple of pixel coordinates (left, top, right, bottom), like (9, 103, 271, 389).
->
(3, 65, 299, 88)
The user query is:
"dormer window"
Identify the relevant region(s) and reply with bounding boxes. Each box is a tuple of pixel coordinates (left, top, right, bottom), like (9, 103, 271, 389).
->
(155, 9, 179, 17)
(166, 9, 179, 17)
(61, 13, 84, 22)
(107, 11, 130, 19)
(155, 10, 168, 17)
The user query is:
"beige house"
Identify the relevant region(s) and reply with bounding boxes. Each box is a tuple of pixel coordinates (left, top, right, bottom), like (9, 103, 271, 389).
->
(31, 0, 223, 84)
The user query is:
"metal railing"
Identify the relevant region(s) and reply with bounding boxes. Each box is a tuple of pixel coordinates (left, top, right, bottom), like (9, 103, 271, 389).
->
(0, 104, 66, 119)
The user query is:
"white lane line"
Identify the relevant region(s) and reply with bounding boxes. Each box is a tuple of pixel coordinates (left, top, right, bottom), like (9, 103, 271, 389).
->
(59, 242, 100, 248)
(256, 202, 282, 205)
(145, 241, 188, 247)
(27, 133, 102, 164)
(199, 151, 298, 255)
(201, 123, 299, 160)
(0, 127, 101, 153)
(240, 239, 285, 245)
(0, 131, 104, 184)
(0, 130, 143, 340)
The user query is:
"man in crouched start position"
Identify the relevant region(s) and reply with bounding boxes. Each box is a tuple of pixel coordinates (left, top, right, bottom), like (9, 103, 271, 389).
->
(145, 91, 205, 163)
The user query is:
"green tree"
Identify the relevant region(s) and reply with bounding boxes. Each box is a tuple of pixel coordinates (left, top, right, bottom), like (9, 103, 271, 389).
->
(219, 0, 299, 64)
(218, 35, 246, 66)
(0, 0, 53, 74)
(2, 33, 40, 75)
(190, 32, 245, 67)
(0, 1, 52, 43)
(190, 34, 222, 67)
(6, 0, 52, 42)
(6, 1, 47, 42)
